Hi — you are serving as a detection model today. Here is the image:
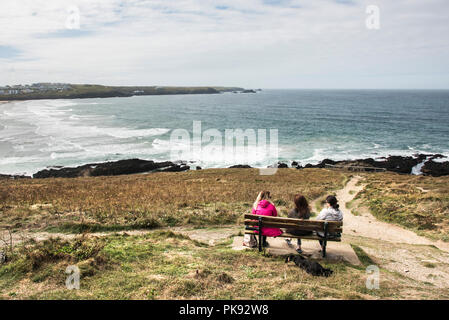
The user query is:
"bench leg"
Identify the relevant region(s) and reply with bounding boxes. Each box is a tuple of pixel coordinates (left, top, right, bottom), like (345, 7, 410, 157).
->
(322, 221, 328, 258)
(322, 240, 327, 258)
(258, 217, 262, 253)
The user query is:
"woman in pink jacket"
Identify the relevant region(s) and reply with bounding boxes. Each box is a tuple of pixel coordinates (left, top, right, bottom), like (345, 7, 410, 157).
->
(251, 190, 283, 247)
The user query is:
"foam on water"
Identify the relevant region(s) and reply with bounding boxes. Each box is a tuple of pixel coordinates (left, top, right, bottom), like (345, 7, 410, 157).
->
(0, 100, 171, 174)
(1, 90, 448, 175)
(432, 157, 449, 163)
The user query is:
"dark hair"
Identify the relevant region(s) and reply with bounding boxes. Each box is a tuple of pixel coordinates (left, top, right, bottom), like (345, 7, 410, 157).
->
(260, 190, 271, 200)
(294, 194, 310, 218)
(326, 195, 339, 209)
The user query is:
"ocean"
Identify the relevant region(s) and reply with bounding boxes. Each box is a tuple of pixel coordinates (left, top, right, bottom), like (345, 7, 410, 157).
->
(1, 89, 449, 175)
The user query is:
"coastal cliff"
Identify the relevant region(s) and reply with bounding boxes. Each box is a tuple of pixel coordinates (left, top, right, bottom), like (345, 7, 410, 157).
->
(0, 84, 246, 101)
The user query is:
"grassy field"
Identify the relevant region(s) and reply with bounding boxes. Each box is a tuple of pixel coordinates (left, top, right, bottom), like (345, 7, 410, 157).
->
(0, 168, 347, 234)
(1, 168, 449, 300)
(4, 230, 445, 300)
(355, 172, 449, 242)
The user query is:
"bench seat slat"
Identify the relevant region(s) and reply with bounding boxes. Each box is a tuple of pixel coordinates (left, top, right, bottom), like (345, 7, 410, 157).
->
(244, 230, 341, 242)
(244, 219, 342, 233)
(244, 214, 343, 227)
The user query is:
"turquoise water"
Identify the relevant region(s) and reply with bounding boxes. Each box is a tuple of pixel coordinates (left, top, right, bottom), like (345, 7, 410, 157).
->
(1, 89, 449, 175)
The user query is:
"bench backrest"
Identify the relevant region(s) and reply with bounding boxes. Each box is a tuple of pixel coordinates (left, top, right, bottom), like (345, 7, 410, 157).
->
(244, 214, 343, 233)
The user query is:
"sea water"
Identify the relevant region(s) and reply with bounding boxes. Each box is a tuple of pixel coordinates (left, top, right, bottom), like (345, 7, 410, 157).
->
(1, 89, 448, 175)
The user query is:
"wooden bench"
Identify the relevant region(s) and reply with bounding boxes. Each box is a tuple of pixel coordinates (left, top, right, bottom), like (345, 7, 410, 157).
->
(244, 214, 343, 257)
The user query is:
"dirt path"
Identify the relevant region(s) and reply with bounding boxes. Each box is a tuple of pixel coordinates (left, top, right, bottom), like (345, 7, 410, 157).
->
(3, 175, 448, 254)
(0, 226, 241, 249)
(339, 176, 449, 253)
(336, 176, 449, 289)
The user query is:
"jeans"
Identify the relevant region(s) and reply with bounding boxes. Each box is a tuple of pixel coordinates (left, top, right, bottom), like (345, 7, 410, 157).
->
(285, 238, 301, 246)
(262, 236, 268, 246)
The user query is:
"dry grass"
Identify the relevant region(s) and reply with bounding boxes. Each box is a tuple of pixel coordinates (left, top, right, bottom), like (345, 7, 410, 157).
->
(2, 231, 439, 300)
(2, 169, 449, 300)
(356, 172, 449, 241)
(0, 168, 347, 234)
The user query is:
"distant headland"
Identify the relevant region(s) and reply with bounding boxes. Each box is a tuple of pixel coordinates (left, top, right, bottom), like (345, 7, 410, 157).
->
(0, 83, 258, 101)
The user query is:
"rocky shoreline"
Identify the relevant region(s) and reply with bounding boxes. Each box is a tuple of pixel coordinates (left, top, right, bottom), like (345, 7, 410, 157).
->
(0, 154, 448, 180)
(295, 154, 449, 177)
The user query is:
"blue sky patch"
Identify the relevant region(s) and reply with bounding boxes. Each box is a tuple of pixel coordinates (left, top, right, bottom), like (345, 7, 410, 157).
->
(0, 45, 21, 59)
(36, 29, 93, 39)
(334, 0, 356, 5)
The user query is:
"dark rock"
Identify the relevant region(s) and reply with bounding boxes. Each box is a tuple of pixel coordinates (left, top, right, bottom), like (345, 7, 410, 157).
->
(309, 156, 420, 174)
(421, 160, 449, 177)
(277, 162, 288, 168)
(429, 154, 447, 161)
(224, 154, 447, 176)
(415, 153, 430, 162)
(374, 156, 419, 174)
(229, 165, 252, 168)
(33, 159, 189, 178)
(266, 162, 288, 169)
(315, 159, 337, 168)
(303, 155, 429, 174)
(242, 89, 256, 93)
(0, 174, 31, 180)
(23, 153, 449, 179)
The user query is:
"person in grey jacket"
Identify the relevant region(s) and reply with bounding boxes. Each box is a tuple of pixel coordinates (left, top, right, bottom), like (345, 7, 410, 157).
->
(316, 195, 343, 247)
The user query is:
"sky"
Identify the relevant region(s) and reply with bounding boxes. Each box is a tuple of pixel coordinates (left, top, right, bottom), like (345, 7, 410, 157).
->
(1, 0, 449, 89)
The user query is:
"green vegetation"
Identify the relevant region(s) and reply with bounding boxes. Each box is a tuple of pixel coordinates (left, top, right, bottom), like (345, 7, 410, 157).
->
(0, 84, 245, 101)
(2, 169, 449, 299)
(0, 231, 408, 300)
(0, 168, 347, 234)
(346, 199, 362, 216)
(423, 262, 436, 268)
(350, 244, 375, 267)
(356, 172, 449, 241)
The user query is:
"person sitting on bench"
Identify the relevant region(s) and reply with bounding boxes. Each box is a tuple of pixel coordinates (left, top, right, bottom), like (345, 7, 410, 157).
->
(251, 190, 283, 247)
(316, 195, 343, 249)
(285, 194, 313, 254)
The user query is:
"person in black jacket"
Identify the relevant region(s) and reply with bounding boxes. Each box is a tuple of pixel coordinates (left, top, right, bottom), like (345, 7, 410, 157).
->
(285, 194, 313, 253)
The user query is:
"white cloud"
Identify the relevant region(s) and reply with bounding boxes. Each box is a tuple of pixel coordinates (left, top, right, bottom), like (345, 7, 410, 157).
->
(1, 0, 449, 88)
